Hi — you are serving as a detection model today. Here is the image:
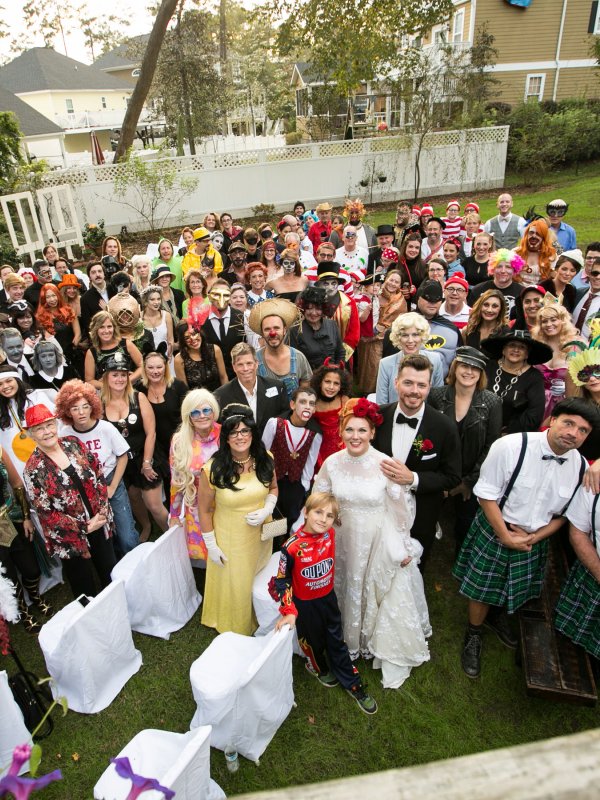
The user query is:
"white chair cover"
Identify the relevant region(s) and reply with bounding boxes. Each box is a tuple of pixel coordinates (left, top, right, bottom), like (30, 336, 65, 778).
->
(111, 526, 201, 639)
(189, 627, 294, 762)
(38, 581, 142, 714)
(93, 726, 225, 800)
(0, 670, 32, 777)
(252, 551, 303, 656)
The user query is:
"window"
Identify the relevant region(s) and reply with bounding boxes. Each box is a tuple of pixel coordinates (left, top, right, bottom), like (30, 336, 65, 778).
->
(101, 96, 107, 109)
(296, 88, 308, 117)
(65, 98, 74, 113)
(588, 1, 600, 33)
(524, 73, 545, 102)
(433, 26, 448, 44)
(453, 9, 465, 42)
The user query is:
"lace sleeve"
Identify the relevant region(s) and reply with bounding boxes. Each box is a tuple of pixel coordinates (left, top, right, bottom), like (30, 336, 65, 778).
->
(313, 460, 332, 494)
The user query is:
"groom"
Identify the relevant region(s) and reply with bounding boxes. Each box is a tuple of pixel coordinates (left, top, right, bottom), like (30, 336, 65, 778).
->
(373, 354, 461, 568)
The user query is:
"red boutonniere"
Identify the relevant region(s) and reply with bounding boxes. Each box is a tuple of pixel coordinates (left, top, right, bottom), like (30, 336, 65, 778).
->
(413, 436, 434, 456)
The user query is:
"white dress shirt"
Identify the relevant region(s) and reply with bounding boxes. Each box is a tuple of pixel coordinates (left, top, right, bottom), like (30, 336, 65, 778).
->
(209, 306, 231, 338)
(240, 379, 258, 419)
(571, 289, 600, 339)
(566, 486, 600, 558)
(262, 418, 322, 491)
(391, 402, 425, 490)
(474, 431, 585, 534)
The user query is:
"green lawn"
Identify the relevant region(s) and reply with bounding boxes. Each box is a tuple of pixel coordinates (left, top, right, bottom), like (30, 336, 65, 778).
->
(4, 164, 600, 797)
(363, 161, 600, 249)
(3, 525, 598, 799)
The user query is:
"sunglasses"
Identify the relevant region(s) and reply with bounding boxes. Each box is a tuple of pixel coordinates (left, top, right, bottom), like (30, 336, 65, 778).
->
(344, 232, 356, 238)
(590, 271, 600, 277)
(190, 407, 213, 419)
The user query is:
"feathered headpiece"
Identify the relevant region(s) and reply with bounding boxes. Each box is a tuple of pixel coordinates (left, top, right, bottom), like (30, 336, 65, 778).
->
(567, 347, 600, 387)
(186, 296, 211, 332)
(343, 198, 365, 218)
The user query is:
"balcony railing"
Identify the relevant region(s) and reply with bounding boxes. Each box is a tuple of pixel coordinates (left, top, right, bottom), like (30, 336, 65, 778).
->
(53, 107, 158, 131)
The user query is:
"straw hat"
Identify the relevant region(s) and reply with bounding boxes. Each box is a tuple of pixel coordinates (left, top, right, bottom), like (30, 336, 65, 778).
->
(247, 298, 301, 335)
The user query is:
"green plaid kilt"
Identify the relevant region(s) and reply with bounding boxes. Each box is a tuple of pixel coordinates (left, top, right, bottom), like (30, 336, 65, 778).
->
(554, 560, 600, 659)
(452, 507, 548, 614)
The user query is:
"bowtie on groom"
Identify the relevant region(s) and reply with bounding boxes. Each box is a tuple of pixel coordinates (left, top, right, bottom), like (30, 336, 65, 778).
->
(373, 354, 461, 569)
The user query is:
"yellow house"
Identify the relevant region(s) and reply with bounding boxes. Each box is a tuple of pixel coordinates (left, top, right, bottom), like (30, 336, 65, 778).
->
(424, 0, 600, 104)
(93, 35, 149, 86)
(0, 47, 146, 158)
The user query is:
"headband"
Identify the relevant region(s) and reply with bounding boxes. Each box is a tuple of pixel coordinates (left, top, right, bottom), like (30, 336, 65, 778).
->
(0, 370, 22, 381)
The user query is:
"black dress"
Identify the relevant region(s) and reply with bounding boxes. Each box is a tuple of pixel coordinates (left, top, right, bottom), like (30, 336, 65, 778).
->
(138, 379, 188, 457)
(484, 362, 545, 434)
(30, 364, 78, 393)
(104, 391, 169, 490)
(463, 257, 490, 287)
(181, 347, 221, 392)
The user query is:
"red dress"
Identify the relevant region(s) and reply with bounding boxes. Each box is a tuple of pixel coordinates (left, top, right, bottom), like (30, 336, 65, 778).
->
(314, 406, 344, 470)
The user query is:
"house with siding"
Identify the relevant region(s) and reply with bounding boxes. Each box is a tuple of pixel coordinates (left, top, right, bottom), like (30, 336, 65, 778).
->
(426, 0, 600, 104)
(293, 0, 600, 137)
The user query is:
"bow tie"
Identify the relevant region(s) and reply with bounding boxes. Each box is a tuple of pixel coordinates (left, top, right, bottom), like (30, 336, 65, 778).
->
(396, 413, 418, 429)
(542, 454, 567, 465)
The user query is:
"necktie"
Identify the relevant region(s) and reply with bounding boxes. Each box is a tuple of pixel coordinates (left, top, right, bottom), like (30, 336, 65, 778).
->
(575, 292, 595, 333)
(542, 454, 567, 465)
(396, 413, 418, 429)
(218, 315, 226, 342)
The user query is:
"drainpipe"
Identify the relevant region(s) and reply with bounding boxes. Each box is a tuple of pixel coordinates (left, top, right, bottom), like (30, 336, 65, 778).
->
(553, 0, 568, 101)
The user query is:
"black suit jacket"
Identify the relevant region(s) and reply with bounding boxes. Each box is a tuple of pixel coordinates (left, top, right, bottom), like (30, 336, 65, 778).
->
(374, 403, 461, 556)
(201, 308, 246, 379)
(80, 285, 116, 338)
(214, 375, 288, 433)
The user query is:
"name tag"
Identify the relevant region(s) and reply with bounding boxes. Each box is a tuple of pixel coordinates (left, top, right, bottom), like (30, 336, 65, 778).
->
(265, 387, 278, 398)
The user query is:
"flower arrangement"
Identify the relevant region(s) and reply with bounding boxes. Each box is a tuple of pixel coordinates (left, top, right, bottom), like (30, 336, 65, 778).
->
(82, 219, 106, 249)
(412, 435, 434, 457)
(346, 397, 383, 427)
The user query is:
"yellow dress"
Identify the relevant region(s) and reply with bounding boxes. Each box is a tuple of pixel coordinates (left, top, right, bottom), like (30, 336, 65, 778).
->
(201, 460, 272, 635)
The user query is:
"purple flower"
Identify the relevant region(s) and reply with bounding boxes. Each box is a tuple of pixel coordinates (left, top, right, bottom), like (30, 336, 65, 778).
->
(0, 770, 62, 800)
(111, 757, 175, 800)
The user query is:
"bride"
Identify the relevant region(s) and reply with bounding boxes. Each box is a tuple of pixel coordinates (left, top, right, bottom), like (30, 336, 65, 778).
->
(314, 397, 431, 688)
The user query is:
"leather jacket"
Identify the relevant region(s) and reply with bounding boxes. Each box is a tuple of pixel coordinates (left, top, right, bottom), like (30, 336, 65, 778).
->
(428, 386, 502, 488)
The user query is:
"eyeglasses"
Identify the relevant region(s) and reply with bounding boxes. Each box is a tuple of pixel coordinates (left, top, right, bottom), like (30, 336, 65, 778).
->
(190, 407, 213, 419)
(39, 269, 52, 276)
(445, 287, 466, 294)
(228, 428, 252, 438)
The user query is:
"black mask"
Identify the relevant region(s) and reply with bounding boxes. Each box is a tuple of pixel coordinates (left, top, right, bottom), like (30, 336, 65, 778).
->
(246, 237, 258, 246)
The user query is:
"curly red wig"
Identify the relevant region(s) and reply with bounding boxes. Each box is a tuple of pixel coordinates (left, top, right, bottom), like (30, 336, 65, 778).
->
(515, 219, 556, 281)
(55, 379, 102, 423)
(36, 283, 75, 334)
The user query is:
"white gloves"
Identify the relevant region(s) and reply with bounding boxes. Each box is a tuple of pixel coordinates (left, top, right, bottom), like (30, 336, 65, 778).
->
(203, 530, 227, 566)
(245, 493, 278, 527)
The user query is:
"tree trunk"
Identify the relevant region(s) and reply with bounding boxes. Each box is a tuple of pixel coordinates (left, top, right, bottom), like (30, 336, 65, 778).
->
(113, 0, 179, 163)
(175, 2, 195, 156)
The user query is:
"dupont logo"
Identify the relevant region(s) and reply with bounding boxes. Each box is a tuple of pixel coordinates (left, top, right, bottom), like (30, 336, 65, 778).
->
(300, 558, 333, 580)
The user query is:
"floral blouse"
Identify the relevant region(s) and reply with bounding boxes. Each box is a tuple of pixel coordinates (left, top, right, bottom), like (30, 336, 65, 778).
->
(23, 436, 113, 560)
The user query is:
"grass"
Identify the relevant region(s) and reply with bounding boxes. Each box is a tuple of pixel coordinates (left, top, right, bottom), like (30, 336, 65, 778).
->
(3, 520, 598, 799)
(362, 160, 600, 250)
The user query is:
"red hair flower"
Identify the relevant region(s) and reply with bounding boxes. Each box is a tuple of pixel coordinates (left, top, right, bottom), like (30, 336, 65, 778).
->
(348, 397, 383, 427)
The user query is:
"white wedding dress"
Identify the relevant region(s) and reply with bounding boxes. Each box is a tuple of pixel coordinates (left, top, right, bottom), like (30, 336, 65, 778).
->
(315, 446, 431, 688)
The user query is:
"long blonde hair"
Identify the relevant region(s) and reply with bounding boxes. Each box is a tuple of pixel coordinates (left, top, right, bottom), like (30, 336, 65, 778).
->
(531, 303, 578, 351)
(170, 389, 220, 507)
(100, 369, 135, 405)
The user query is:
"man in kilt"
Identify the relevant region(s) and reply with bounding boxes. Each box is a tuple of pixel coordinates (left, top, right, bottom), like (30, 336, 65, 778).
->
(554, 484, 600, 663)
(453, 398, 598, 678)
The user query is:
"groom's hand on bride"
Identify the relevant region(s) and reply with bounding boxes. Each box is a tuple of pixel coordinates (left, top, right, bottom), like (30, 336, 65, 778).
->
(381, 458, 414, 486)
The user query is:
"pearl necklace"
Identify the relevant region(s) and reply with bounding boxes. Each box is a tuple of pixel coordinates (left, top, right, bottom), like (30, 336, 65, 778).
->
(233, 455, 252, 465)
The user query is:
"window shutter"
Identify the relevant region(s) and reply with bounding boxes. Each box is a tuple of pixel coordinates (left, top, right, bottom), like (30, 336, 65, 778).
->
(589, 1, 599, 34)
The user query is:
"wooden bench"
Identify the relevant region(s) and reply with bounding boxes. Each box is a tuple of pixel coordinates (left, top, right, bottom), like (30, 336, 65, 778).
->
(518, 535, 597, 706)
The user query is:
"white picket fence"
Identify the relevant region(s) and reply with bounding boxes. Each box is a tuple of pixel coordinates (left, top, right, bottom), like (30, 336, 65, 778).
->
(37, 126, 508, 235)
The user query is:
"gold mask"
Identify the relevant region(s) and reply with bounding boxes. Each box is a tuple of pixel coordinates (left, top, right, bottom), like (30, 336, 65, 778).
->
(209, 287, 231, 311)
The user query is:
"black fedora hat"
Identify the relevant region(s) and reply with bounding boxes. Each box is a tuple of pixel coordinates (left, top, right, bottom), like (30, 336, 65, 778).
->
(316, 261, 344, 284)
(480, 329, 553, 366)
(376, 224, 394, 237)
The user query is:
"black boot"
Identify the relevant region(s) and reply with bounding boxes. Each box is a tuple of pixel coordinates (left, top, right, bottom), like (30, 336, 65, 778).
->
(16, 585, 42, 634)
(484, 608, 518, 649)
(22, 577, 54, 618)
(461, 626, 482, 678)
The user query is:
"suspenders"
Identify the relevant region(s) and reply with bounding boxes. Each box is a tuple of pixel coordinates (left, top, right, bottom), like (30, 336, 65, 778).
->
(498, 432, 586, 516)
